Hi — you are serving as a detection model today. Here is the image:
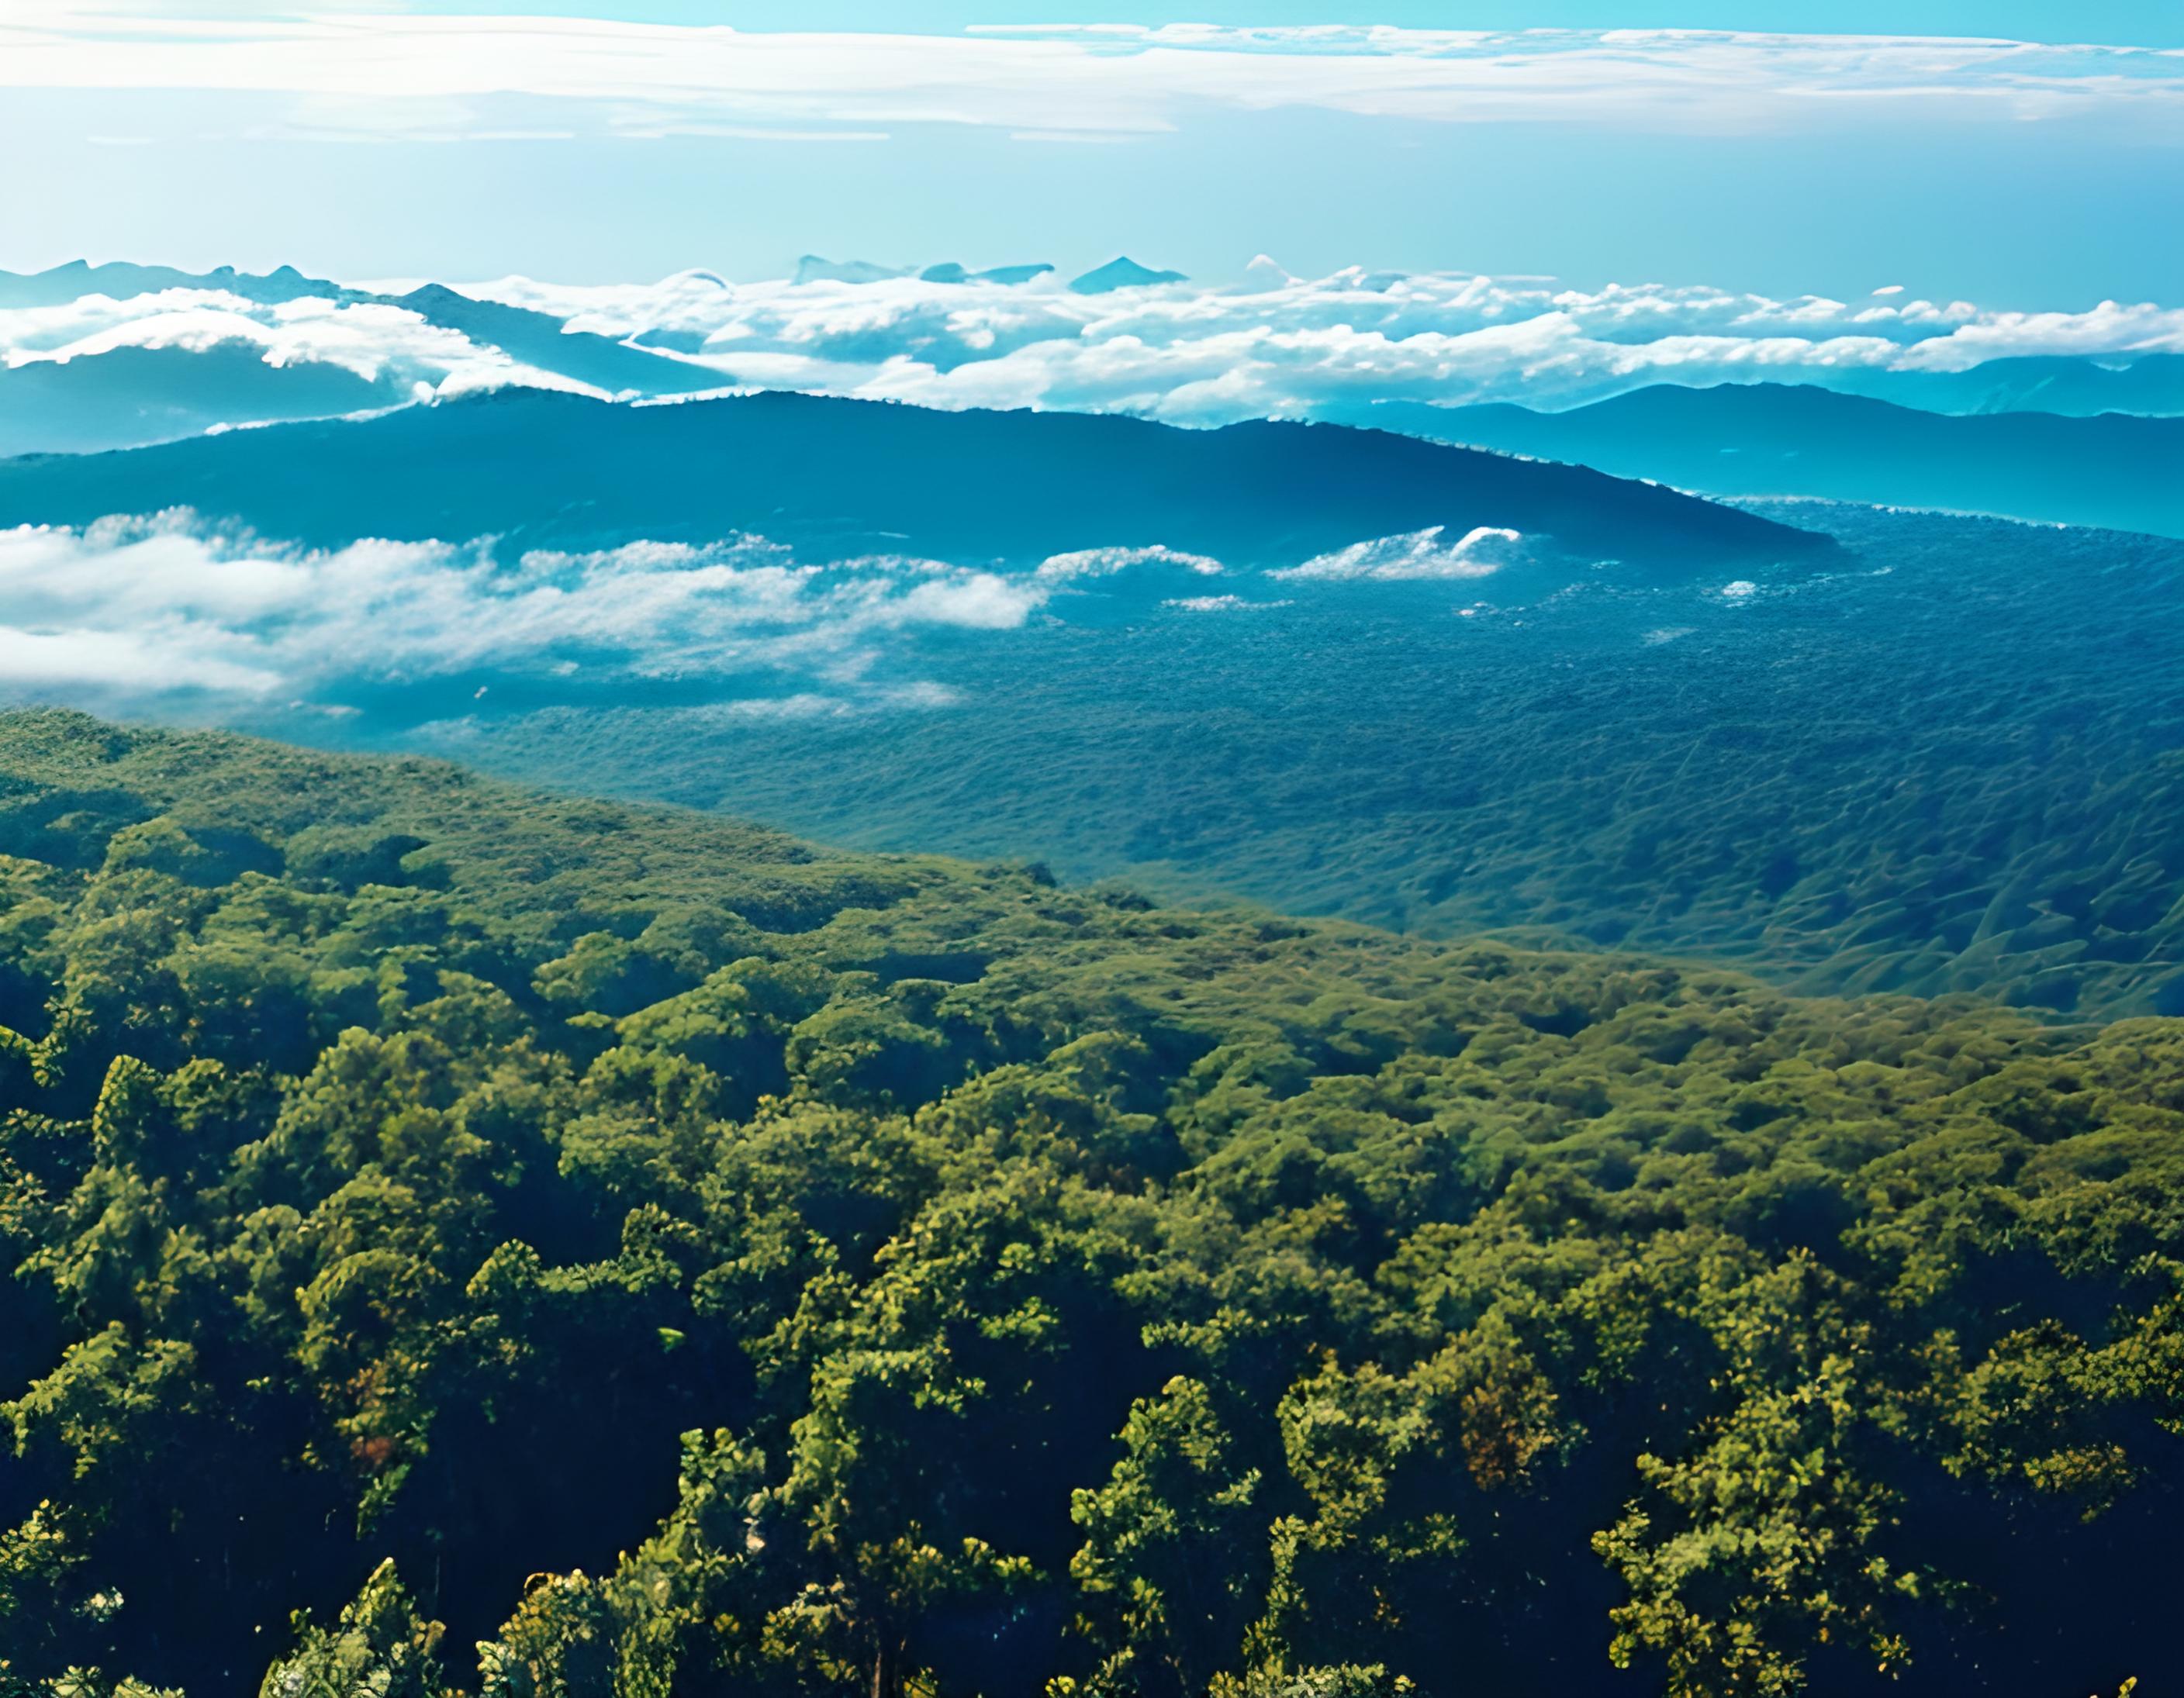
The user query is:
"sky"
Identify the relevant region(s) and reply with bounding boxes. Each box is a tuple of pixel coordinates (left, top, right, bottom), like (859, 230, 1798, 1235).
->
(2, 3, 2180, 303)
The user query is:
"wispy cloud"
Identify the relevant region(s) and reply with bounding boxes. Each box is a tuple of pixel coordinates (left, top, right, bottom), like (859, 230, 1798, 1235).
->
(1273, 526, 1525, 582)
(6, 7, 2180, 143)
(1036, 545, 1224, 582)
(603, 121, 890, 143)
(0, 514, 1229, 714)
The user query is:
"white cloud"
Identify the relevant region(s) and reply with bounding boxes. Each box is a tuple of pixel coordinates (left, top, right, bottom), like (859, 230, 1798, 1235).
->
(1166, 594, 1289, 613)
(1273, 525, 1526, 582)
(454, 266, 2184, 421)
(0, 509, 1575, 720)
(3, 9, 2179, 142)
(0, 514, 1239, 712)
(884, 571, 1045, 629)
(11, 263, 2184, 441)
(606, 123, 890, 143)
(1036, 544, 1224, 581)
(0, 624, 278, 693)
(0, 288, 608, 402)
(1885, 299, 2184, 371)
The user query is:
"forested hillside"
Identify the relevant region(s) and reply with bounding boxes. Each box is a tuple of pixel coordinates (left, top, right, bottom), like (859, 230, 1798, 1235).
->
(444, 506, 2184, 1023)
(0, 711, 2179, 1697)
(0, 386, 1816, 566)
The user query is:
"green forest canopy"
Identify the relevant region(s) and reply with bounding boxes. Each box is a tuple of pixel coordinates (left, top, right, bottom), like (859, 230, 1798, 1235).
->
(0, 709, 2178, 1696)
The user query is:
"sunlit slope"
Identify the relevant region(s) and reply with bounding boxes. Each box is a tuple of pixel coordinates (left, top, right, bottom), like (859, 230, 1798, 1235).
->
(0, 709, 2178, 1696)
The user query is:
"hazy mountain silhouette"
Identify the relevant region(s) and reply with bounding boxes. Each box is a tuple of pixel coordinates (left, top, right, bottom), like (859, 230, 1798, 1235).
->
(0, 267, 721, 427)
(0, 343, 398, 457)
(0, 260, 343, 309)
(0, 388, 1823, 568)
(383, 285, 726, 395)
(1070, 257, 1188, 294)
(792, 255, 909, 285)
(919, 262, 1056, 285)
(1351, 385, 2184, 538)
(1826, 354, 2184, 418)
(790, 257, 1060, 286)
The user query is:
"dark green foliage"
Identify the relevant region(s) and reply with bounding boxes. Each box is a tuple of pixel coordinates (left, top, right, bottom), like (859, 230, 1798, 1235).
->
(441, 506, 2183, 1022)
(0, 712, 2178, 1696)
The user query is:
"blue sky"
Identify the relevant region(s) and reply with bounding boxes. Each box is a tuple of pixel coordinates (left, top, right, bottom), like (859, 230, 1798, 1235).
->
(3, 5, 2179, 304)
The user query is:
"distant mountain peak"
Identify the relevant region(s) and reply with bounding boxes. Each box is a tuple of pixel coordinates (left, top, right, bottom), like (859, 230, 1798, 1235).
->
(793, 255, 911, 286)
(971, 263, 1056, 285)
(395, 281, 469, 307)
(919, 262, 1056, 286)
(1070, 257, 1188, 295)
(0, 259, 342, 309)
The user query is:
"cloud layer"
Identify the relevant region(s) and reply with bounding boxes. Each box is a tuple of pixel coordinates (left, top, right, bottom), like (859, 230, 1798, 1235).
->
(458, 266, 2184, 413)
(564, 265, 2184, 421)
(0, 286, 617, 401)
(0, 513, 1272, 717)
(12, 264, 2184, 449)
(0, 507, 1558, 723)
(8, 9, 2181, 143)
(0, 514, 1072, 709)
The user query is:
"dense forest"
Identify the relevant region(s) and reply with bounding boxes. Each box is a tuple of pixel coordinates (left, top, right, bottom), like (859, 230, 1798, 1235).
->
(0, 709, 2179, 1696)
(448, 507, 2184, 1023)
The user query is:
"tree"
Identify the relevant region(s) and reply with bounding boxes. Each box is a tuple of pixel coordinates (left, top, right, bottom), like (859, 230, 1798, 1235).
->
(259, 1559, 448, 1698)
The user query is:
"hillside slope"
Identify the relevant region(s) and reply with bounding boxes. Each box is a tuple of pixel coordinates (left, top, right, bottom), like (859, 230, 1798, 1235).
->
(1354, 385, 2184, 538)
(0, 341, 400, 457)
(0, 387, 1824, 568)
(0, 710, 2177, 1697)
(0, 260, 341, 309)
(0, 266, 724, 457)
(371, 504, 2184, 1023)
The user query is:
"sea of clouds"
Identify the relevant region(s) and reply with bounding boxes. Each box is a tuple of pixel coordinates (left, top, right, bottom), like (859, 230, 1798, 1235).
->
(8, 262, 2183, 437)
(458, 266, 2184, 418)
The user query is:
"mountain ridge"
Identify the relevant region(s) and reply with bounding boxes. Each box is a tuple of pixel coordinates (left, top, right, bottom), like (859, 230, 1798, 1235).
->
(0, 259, 344, 309)
(1345, 382, 2184, 540)
(0, 385, 1824, 568)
